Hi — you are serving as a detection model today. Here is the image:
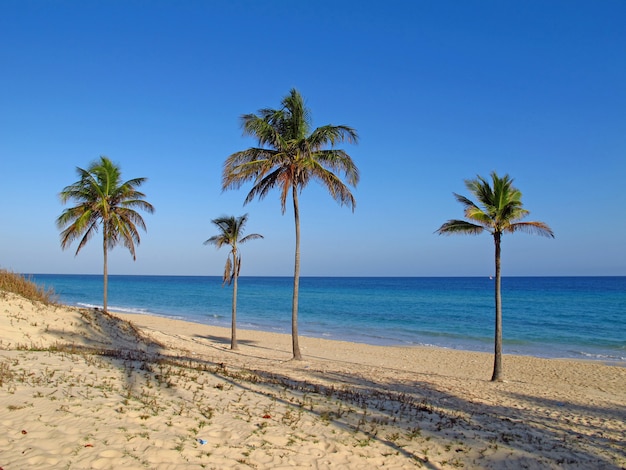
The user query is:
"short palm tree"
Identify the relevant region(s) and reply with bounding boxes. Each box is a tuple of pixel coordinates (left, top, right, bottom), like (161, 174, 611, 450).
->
(436, 172, 554, 381)
(57, 156, 154, 313)
(204, 214, 263, 350)
(223, 88, 359, 360)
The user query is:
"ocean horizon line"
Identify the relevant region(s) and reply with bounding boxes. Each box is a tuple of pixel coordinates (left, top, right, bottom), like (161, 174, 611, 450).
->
(24, 272, 626, 279)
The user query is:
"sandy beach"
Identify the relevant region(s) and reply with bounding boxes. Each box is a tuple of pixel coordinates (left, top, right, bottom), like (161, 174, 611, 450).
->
(1, 292, 624, 469)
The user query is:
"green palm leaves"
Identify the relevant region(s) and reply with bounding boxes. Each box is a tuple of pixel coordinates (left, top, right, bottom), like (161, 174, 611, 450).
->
(437, 173, 553, 239)
(204, 214, 263, 350)
(223, 88, 359, 213)
(223, 88, 359, 360)
(204, 214, 263, 286)
(437, 172, 553, 381)
(57, 156, 154, 312)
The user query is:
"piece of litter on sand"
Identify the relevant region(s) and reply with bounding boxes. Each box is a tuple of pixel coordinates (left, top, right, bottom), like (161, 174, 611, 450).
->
(198, 439, 207, 445)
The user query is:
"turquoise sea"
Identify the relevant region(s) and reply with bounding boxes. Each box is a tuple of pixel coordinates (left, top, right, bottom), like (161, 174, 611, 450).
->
(29, 275, 626, 363)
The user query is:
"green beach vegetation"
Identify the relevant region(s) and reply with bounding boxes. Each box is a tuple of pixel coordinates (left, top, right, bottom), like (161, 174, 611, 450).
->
(204, 214, 263, 350)
(56, 156, 154, 313)
(436, 172, 554, 381)
(222, 88, 359, 360)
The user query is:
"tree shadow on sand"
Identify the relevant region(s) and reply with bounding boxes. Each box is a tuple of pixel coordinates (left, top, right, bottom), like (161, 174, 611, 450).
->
(126, 338, 623, 470)
(236, 367, 624, 468)
(183, 333, 626, 469)
(198, 334, 258, 348)
(43, 308, 164, 355)
(35, 311, 626, 469)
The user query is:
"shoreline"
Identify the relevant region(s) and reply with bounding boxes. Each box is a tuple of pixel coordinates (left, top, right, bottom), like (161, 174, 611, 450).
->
(2, 293, 625, 468)
(115, 312, 626, 382)
(31, 273, 625, 365)
(31, 274, 626, 364)
(113, 310, 626, 367)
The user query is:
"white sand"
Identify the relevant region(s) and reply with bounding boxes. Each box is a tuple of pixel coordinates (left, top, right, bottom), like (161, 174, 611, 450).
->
(1, 291, 625, 469)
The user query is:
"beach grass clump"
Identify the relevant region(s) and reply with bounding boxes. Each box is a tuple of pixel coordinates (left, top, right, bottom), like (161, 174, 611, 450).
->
(0, 269, 57, 305)
(0, 360, 14, 386)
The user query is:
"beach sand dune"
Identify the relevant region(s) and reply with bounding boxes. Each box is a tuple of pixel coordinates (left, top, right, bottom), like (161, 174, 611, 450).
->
(1, 292, 624, 469)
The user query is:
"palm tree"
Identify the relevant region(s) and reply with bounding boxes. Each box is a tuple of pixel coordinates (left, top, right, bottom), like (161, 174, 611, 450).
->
(223, 88, 359, 360)
(57, 156, 154, 313)
(204, 214, 263, 350)
(436, 172, 554, 381)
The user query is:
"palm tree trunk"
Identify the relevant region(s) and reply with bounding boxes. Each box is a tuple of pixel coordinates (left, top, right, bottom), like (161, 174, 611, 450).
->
(102, 230, 108, 313)
(291, 186, 302, 360)
(491, 232, 503, 382)
(231, 253, 239, 350)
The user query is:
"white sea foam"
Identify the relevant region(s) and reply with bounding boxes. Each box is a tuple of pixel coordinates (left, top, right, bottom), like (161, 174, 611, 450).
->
(577, 350, 626, 362)
(76, 302, 101, 310)
(77, 302, 150, 315)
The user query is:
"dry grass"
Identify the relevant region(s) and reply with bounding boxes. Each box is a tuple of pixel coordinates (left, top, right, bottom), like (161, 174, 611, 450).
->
(0, 269, 57, 305)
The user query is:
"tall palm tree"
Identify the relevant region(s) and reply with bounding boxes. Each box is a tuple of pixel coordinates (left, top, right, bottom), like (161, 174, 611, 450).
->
(223, 88, 359, 360)
(204, 214, 263, 350)
(436, 172, 554, 381)
(57, 156, 154, 313)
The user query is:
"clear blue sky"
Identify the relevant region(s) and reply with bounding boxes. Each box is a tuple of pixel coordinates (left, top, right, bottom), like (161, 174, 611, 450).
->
(1, 1, 624, 277)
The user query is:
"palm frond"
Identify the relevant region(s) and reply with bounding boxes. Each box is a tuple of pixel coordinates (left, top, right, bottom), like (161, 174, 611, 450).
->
(308, 125, 358, 149)
(73, 221, 100, 255)
(313, 149, 360, 186)
(281, 88, 311, 139)
(242, 113, 286, 149)
(309, 162, 357, 210)
(454, 193, 480, 211)
(507, 221, 555, 238)
(240, 233, 264, 243)
(222, 149, 276, 191)
(465, 174, 494, 209)
(234, 254, 241, 278)
(204, 235, 224, 248)
(464, 207, 493, 227)
(223, 256, 233, 286)
(436, 220, 485, 236)
(244, 169, 287, 210)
